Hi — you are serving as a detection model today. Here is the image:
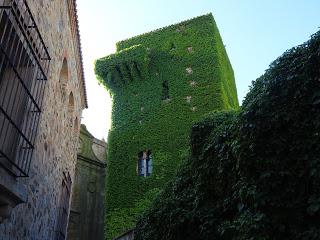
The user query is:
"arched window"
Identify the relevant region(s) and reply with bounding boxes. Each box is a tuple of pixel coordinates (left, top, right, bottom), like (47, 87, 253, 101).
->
(68, 92, 74, 110)
(68, 92, 74, 127)
(59, 58, 68, 100)
(55, 171, 72, 240)
(74, 117, 79, 134)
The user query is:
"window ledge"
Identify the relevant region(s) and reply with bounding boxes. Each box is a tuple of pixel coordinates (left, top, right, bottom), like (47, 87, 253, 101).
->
(0, 168, 27, 223)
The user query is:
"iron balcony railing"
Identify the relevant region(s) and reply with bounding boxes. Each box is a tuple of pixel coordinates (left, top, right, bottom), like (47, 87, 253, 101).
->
(0, 0, 50, 177)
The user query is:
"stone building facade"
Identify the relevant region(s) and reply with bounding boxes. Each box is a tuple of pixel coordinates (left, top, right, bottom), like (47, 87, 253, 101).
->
(0, 0, 87, 239)
(67, 124, 107, 240)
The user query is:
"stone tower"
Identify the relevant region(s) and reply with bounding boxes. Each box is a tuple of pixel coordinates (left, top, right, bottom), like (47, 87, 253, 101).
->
(95, 13, 238, 239)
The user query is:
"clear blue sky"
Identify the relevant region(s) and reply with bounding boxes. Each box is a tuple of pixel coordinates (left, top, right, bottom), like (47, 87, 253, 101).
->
(78, 0, 320, 139)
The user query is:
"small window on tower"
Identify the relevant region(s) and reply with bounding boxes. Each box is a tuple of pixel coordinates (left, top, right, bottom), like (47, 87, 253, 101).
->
(162, 80, 169, 100)
(170, 42, 176, 51)
(137, 150, 152, 177)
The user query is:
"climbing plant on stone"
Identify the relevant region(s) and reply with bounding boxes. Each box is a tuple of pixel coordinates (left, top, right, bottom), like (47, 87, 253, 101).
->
(134, 30, 320, 240)
(95, 13, 239, 240)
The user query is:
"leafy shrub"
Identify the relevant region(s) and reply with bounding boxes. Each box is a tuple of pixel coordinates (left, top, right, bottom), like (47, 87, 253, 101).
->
(134, 30, 320, 240)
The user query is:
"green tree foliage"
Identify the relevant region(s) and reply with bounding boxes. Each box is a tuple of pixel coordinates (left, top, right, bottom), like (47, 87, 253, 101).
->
(94, 14, 239, 240)
(134, 30, 320, 239)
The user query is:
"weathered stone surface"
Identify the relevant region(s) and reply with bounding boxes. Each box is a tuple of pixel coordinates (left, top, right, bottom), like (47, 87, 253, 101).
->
(67, 125, 107, 240)
(0, 0, 86, 239)
(114, 229, 135, 240)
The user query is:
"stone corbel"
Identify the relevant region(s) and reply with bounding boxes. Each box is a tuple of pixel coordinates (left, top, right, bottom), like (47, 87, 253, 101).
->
(0, 168, 27, 223)
(0, 204, 13, 223)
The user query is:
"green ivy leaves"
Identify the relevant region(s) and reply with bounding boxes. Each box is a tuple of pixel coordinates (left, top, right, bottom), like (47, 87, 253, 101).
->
(134, 31, 320, 239)
(95, 13, 239, 240)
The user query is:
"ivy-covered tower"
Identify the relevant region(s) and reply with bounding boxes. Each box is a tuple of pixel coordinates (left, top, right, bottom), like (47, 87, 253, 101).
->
(95, 13, 239, 239)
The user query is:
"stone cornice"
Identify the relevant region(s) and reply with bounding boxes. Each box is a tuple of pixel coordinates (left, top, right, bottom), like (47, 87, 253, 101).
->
(77, 154, 107, 168)
(67, 0, 88, 108)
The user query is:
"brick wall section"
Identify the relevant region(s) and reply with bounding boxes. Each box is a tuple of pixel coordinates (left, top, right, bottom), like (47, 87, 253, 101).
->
(0, 0, 86, 239)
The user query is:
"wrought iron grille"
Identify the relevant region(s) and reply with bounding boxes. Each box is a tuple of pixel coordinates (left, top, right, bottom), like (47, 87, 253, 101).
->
(55, 172, 72, 240)
(0, 0, 50, 177)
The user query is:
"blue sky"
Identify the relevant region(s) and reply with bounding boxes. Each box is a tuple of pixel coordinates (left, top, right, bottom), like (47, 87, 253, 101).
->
(77, 0, 320, 139)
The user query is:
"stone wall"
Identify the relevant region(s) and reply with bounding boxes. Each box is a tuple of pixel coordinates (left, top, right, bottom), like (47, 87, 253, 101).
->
(67, 125, 107, 240)
(0, 0, 86, 239)
(114, 229, 134, 240)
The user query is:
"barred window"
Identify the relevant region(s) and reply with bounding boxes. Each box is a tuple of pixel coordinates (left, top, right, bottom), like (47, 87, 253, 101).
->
(0, 0, 50, 177)
(55, 171, 72, 240)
